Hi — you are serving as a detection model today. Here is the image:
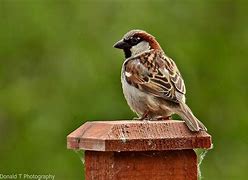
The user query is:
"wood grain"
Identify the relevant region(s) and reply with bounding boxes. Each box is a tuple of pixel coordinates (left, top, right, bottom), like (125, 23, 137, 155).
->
(67, 120, 212, 151)
(85, 150, 197, 180)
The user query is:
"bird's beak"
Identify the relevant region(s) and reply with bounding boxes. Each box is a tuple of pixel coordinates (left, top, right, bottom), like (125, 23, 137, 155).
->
(113, 39, 130, 49)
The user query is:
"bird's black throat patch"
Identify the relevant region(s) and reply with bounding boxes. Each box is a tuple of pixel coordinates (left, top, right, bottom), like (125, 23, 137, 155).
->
(124, 48, 131, 58)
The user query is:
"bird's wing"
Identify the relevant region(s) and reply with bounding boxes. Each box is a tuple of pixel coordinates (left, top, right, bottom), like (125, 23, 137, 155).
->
(123, 50, 186, 103)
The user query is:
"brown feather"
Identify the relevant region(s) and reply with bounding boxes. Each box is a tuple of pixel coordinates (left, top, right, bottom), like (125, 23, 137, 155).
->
(124, 49, 185, 103)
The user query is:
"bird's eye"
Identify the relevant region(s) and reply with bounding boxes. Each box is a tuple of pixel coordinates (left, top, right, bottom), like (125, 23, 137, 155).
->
(130, 37, 141, 45)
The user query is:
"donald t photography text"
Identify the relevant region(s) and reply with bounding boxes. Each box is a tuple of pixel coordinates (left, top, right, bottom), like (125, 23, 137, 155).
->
(0, 174, 55, 180)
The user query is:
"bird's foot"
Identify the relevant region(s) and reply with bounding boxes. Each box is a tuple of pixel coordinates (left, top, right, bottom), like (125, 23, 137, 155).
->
(133, 111, 150, 121)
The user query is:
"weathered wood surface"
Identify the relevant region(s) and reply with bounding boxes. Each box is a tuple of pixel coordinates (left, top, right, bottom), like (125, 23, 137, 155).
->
(67, 120, 212, 180)
(67, 120, 212, 151)
(85, 149, 197, 180)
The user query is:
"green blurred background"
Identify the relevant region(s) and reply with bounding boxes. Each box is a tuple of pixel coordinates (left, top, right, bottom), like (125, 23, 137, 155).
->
(0, 0, 248, 179)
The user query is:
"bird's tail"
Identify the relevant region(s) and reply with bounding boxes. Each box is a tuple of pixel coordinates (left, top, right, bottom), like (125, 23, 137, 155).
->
(177, 102, 207, 132)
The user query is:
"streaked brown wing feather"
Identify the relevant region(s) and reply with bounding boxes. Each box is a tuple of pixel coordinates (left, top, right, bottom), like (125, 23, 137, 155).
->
(166, 57, 186, 95)
(124, 50, 186, 103)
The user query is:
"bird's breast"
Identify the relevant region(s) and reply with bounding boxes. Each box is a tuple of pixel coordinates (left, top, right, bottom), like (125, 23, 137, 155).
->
(121, 65, 149, 116)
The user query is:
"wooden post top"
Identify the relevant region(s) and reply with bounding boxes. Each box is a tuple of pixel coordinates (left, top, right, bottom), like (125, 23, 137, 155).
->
(67, 120, 212, 151)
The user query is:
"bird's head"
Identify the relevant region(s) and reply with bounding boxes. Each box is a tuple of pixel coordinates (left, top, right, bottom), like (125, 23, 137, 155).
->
(113, 29, 162, 58)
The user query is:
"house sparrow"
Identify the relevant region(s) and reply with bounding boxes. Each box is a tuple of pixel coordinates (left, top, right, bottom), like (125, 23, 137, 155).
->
(113, 30, 207, 132)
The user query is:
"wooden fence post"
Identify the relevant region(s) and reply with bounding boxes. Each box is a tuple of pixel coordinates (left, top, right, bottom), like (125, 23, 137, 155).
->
(67, 120, 212, 180)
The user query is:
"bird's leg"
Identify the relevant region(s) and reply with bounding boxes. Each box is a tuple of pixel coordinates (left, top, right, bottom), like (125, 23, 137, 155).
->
(133, 110, 149, 120)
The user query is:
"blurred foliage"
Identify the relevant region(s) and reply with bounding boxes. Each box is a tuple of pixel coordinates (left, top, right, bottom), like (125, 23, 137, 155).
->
(0, 0, 248, 179)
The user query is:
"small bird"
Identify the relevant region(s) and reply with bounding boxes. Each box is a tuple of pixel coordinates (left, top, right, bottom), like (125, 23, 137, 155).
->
(113, 29, 207, 132)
